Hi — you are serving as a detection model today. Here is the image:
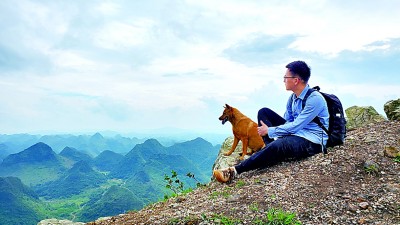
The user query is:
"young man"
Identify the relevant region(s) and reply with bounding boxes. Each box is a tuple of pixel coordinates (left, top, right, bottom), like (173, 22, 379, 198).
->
(213, 60, 329, 183)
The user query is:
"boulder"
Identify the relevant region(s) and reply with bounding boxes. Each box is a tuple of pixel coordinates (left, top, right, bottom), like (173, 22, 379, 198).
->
(384, 146, 400, 158)
(384, 98, 400, 121)
(37, 219, 84, 225)
(212, 136, 252, 173)
(345, 106, 386, 130)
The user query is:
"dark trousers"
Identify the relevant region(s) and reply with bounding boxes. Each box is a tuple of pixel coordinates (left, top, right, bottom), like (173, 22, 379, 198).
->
(235, 108, 321, 174)
(257, 107, 286, 145)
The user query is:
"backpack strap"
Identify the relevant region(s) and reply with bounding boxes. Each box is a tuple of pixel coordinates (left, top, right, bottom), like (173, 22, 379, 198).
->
(302, 86, 328, 154)
(302, 86, 328, 134)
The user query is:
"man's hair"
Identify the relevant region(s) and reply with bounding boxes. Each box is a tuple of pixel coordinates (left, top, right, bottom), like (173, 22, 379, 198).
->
(286, 61, 311, 82)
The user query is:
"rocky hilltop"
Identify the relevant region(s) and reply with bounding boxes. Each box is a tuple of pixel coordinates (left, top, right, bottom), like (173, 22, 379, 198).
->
(85, 119, 400, 224)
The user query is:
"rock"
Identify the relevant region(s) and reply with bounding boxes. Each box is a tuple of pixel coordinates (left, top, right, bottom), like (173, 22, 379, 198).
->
(358, 202, 369, 209)
(363, 160, 379, 174)
(384, 183, 400, 193)
(384, 146, 400, 158)
(347, 203, 358, 213)
(345, 106, 386, 130)
(37, 219, 85, 225)
(384, 98, 400, 121)
(212, 136, 252, 172)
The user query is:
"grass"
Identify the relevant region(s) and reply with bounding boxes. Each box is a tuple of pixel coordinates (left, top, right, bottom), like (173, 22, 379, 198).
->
(249, 202, 259, 212)
(235, 179, 246, 188)
(210, 188, 231, 199)
(264, 208, 302, 225)
(364, 164, 379, 175)
(167, 208, 302, 225)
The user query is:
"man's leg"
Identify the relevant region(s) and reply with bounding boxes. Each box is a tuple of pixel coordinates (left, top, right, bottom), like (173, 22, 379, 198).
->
(235, 136, 321, 174)
(257, 108, 286, 145)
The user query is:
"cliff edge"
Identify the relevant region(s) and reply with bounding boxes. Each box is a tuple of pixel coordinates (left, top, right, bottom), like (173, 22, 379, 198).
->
(87, 120, 400, 224)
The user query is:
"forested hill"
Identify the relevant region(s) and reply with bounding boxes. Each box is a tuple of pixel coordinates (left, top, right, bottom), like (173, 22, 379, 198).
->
(0, 136, 220, 224)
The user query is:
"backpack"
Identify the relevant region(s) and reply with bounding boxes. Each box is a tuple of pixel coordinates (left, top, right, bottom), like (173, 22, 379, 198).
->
(302, 86, 347, 151)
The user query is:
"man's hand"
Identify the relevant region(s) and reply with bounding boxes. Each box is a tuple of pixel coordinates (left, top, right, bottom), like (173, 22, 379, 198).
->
(257, 120, 268, 136)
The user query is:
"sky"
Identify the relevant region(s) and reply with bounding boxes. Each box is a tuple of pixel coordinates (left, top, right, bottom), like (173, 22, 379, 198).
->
(1, 0, 399, 139)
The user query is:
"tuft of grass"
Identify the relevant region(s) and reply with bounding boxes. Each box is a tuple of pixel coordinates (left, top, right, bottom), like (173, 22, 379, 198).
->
(264, 208, 302, 225)
(235, 179, 246, 188)
(364, 164, 379, 175)
(208, 214, 242, 225)
(210, 190, 231, 199)
(249, 202, 259, 212)
(394, 155, 400, 163)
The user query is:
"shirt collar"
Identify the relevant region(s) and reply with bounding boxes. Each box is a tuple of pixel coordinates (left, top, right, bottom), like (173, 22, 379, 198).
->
(298, 84, 310, 100)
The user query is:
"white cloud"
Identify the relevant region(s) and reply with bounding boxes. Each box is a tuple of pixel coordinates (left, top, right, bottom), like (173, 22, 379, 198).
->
(93, 20, 155, 50)
(95, 2, 121, 16)
(0, 0, 399, 135)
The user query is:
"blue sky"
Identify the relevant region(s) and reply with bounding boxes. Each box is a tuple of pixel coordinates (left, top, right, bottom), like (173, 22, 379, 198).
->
(0, 0, 399, 138)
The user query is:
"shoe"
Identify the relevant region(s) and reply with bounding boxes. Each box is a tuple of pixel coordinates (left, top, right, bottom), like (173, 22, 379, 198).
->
(213, 167, 236, 183)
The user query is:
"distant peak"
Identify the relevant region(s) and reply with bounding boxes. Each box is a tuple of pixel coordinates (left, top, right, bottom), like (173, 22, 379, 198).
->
(91, 132, 104, 139)
(143, 138, 162, 146)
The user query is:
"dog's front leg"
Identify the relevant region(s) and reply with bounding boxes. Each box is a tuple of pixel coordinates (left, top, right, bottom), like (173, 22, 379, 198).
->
(224, 136, 239, 156)
(239, 138, 249, 160)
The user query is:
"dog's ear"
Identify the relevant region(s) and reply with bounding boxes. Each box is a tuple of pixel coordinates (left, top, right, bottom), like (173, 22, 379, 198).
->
(225, 103, 231, 109)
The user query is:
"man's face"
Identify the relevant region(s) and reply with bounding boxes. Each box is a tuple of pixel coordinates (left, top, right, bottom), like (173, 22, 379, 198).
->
(283, 69, 298, 91)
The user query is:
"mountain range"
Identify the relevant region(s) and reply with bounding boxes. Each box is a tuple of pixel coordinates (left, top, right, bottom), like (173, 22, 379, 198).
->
(0, 136, 220, 224)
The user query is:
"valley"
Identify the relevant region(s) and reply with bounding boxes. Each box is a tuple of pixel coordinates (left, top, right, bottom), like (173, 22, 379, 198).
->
(0, 134, 221, 224)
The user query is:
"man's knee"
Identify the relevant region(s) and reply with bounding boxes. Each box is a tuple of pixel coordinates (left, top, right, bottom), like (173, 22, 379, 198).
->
(258, 107, 273, 119)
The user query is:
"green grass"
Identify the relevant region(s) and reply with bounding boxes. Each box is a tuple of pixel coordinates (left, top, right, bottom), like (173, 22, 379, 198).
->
(167, 208, 302, 225)
(364, 164, 379, 175)
(210, 187, 233, 199)
(235, 179, 246, 188)
(264, 208, 302, 225)
(249, 202, 259, 212)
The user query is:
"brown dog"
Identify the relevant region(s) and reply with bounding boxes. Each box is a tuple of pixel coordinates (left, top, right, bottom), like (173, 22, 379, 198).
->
(219, 104, 265, 160)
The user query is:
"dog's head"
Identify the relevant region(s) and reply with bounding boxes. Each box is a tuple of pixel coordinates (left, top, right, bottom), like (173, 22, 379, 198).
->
(219, 104, 234, 125)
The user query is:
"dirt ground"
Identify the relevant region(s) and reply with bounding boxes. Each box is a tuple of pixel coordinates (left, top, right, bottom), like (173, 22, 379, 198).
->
(88, 121, 400, 225)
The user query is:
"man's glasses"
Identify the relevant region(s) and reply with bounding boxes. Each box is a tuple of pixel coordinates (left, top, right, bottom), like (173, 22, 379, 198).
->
(283, 76, 297, 79)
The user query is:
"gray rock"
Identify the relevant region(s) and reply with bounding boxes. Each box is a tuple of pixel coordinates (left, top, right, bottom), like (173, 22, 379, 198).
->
(37, 219, 84, 225)
(345, 106, 386, 130)
(211, 136, 251, 172)
(384, 98, 400, 121)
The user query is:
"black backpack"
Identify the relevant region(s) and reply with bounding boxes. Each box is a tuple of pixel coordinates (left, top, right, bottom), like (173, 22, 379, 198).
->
(302, 86, 347, 151)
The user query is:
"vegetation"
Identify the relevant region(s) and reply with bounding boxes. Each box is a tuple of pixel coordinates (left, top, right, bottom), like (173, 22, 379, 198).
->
(166, 209, 302, 225)
(364, 164, 379, 175)
(263, 208, 302, 225)
(163, 170, 206, 200)
(0, 138, 218, 224)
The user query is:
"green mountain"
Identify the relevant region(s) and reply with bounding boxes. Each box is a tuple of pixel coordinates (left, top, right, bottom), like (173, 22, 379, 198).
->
(108, 139, 164, 179)
(167, 137, 220, 175)
(59, 146, 93, 164)
(0, 133, 144, 156)
(93, 150, 124, 172)
(35, 161, 107, 199)
(0, 137, 220, 224)
(0, 142, 66, 186)
(37, 133, 144, 155)
(0, 177, 46, 225)
(77, 185, 144, 222)
(113, 138, 216, 205)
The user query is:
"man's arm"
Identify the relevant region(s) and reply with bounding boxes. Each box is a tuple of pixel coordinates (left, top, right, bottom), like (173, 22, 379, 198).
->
(268, 93, 325, 138)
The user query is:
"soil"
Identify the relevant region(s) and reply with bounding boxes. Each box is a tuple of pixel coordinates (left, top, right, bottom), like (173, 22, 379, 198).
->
(87, 121, 400, 225)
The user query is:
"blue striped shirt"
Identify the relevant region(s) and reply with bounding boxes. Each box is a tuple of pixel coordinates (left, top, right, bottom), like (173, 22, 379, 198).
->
(268, 85, 329, 146)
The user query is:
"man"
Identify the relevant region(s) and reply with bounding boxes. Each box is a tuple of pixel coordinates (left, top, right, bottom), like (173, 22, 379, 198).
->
(213, 60, 329, 183)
